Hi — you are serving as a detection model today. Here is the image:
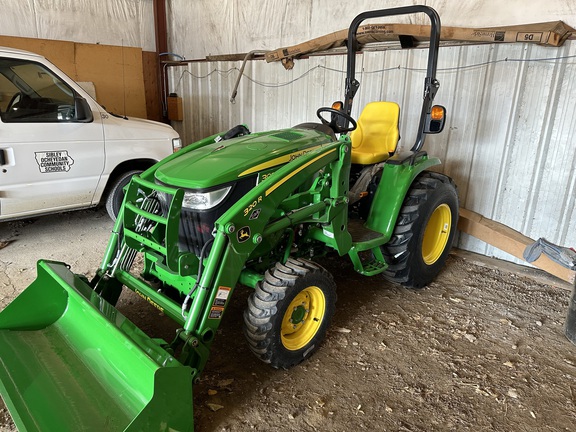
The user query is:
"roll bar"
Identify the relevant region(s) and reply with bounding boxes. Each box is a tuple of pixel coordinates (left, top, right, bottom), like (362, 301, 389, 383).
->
(343, 5, 441, 152)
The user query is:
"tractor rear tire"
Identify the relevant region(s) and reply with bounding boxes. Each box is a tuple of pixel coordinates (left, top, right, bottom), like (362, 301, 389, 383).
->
(382, 171, 458, 289)
(243, 258, 336, 369)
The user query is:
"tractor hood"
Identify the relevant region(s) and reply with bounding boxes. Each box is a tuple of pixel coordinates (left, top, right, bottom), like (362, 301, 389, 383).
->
(155, 125, 335, 189)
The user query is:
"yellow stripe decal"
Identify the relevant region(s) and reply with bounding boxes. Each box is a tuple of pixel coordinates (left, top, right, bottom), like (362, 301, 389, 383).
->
(266, 148, 336, 197)
(238, 145, 323, 177)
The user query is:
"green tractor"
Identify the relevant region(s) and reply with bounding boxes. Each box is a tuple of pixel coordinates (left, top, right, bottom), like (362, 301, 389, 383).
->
(0, 5, 457, 432)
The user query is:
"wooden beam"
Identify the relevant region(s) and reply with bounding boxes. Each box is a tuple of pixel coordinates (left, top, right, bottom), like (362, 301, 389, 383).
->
(458, 208, 575, 284)
(266, 21, 575, 65)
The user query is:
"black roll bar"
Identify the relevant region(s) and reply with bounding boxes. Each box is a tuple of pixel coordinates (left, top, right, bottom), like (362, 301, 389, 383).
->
(343, 5, 441, 153)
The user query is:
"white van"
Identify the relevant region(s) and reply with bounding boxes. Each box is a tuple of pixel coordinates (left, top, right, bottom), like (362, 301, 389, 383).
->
(0, 46, 182, 221)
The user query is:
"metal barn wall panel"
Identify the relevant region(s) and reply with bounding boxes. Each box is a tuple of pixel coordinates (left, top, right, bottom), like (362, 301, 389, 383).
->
(167, 41, 576, 264)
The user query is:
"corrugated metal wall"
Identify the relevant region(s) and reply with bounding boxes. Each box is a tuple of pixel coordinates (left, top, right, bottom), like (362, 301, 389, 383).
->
(167, 40, 576, 263)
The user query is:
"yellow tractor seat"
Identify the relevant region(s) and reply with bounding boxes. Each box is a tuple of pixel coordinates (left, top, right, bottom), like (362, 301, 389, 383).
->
(349, 101, 400, 165)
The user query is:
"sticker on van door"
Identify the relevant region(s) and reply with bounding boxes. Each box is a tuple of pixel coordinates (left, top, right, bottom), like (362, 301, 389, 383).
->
(34, 151, 74, 173)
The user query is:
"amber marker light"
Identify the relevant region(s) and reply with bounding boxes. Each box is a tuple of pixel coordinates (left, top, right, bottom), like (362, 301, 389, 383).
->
(431, 105, 444, 120)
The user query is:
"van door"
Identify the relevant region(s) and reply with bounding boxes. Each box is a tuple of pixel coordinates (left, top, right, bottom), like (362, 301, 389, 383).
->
(0, 56, 104, 219)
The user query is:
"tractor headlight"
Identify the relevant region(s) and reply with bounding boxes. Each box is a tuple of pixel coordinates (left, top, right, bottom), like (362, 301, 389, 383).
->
(182, 186, 231, 210)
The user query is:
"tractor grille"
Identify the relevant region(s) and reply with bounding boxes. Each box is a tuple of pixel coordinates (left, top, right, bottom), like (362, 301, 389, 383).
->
(157, 176, 257, 255)
(179, 208, 216, 256)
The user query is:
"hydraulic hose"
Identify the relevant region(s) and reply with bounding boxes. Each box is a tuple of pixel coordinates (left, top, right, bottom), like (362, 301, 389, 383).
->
(181, 237, 215, 318)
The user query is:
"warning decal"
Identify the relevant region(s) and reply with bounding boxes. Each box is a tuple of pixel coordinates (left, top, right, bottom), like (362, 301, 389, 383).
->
(213, 286, 231, 307)
(35, 150, 74, 173)
(209, 307, 224, 319)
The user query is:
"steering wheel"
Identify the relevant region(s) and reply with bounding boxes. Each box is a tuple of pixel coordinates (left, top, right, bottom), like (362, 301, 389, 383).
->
(316, 107, 357, 134)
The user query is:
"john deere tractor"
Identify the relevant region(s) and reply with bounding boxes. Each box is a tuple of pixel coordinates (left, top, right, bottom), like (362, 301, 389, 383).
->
(0, 5, 457, 432)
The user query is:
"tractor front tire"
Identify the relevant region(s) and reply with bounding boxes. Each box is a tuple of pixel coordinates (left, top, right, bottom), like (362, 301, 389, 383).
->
(382, 171, 458, 289)
(243, 258, 336, 369)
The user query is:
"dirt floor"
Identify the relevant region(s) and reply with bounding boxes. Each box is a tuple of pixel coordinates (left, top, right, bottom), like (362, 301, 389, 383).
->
(1, 208, 575, 432)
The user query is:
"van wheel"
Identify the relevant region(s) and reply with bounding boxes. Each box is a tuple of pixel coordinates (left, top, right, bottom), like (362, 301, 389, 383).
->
(382, 172, 458, 289)
(105, 170, 142, 221)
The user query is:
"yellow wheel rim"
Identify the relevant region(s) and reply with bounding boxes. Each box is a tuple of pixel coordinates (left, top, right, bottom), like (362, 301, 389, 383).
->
(281, 286, 326, 351)
(422, 203, 452, 265)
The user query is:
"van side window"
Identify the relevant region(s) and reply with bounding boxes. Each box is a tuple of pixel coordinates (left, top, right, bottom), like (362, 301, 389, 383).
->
(0, 58, 77, 123)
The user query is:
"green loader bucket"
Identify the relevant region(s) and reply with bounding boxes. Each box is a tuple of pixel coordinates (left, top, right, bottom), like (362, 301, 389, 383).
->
(0, 260, 194, 432)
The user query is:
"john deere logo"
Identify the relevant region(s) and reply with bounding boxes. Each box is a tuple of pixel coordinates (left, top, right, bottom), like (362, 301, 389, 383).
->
(237, 226, 251, 243)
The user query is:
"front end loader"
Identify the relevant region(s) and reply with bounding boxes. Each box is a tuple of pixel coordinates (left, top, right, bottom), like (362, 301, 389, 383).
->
(0, 5, 458, 431)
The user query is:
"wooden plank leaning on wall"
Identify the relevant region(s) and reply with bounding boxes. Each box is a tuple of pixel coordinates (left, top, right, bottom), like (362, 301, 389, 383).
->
(458, 208, 576, 285)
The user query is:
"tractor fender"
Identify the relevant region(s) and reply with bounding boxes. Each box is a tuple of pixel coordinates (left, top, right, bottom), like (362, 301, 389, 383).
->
(365, 153, 441, 237)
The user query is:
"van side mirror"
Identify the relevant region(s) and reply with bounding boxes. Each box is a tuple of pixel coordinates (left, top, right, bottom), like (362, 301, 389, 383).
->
(74, 96, 93, 122)
(424, 105, 446, 134)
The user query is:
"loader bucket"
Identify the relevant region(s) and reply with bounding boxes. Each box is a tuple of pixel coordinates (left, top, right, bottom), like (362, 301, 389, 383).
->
(0, 260, 194, 432)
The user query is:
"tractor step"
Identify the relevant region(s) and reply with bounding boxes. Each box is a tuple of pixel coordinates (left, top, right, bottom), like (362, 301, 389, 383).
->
(358, 256, 388, 276)
(346, 221, 389, 276)
(348, 219, 382, 243)
(347, 246, 388, 276)
(0, 260, 194, 432)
